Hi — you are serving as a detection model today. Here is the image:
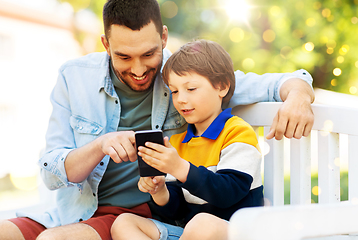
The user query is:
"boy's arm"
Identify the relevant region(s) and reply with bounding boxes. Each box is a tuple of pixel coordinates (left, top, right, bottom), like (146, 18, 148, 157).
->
(149, 182, 188, 220)
(178, 141, 262, 208)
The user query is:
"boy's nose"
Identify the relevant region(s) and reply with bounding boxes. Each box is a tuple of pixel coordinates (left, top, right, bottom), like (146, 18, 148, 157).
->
(177, 92, 188, 103)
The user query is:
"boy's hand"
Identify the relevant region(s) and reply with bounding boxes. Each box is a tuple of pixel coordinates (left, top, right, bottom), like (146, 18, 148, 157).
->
(138, 176, 165, 194)
(138, 176, 169, 206)
(138, 137, 190, 182)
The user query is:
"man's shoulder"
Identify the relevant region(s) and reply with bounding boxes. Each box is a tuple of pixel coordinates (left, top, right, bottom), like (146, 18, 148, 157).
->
(59, 52, 109, 71)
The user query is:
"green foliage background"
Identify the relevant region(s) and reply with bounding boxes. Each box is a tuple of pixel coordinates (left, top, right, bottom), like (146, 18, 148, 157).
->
(62, 0, 358, 95)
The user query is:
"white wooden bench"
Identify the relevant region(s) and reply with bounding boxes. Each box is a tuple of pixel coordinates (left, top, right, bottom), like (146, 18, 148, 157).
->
(229, 102, 358, 240)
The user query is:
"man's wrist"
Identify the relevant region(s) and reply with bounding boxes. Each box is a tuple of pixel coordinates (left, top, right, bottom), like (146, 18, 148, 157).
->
(280, 78, 315, 103)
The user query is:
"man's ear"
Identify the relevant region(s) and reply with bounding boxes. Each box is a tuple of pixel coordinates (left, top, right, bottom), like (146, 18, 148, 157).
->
(101, 35, 110, 56)
(162, 25, 169, 49)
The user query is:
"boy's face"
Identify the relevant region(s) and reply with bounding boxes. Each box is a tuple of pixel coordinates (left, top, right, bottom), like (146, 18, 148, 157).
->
(101, 21, 168, 92)
(168, 72, 229, 135)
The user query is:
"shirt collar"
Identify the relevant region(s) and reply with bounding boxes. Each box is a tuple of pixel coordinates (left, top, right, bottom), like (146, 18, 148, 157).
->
(182, 108, 233, 143)
(98, 53, 116, 97)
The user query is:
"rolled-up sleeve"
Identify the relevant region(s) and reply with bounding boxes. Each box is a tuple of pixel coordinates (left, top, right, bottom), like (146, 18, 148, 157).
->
(228, 69, 313, 107)
(38, 69, 84, 191)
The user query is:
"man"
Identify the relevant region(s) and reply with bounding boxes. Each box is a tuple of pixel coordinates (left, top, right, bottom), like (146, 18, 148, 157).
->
(0, 0, 314, 239)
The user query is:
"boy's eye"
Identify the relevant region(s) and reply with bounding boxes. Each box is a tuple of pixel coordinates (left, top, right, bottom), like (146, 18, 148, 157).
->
(188, 88, 196, 91)
(171, 90, 178, 94)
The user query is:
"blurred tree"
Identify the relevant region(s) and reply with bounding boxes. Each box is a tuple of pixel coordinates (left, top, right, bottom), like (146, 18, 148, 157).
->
(60, 0, 358, 95)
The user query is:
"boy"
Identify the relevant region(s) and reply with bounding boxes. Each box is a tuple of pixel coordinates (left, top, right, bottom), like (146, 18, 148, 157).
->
(111, 39, 263, 240)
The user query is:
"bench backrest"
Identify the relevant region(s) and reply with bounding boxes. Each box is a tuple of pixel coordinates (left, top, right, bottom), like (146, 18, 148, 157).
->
(232, 102, 358, 206)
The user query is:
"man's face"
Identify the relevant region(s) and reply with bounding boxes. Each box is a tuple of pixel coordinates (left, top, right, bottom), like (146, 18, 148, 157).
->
(102, 22, 168, 92)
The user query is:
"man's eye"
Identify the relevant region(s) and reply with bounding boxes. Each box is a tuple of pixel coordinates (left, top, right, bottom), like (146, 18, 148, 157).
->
(144, 52, 154, 57)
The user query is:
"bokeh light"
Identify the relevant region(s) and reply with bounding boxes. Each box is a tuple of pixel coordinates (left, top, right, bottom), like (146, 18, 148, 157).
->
(306, 18, 316, 27)
(333, 68, 342, 76)
(269, 6, 281, 16)
(326, 48, 334, 54)
(312, 186, 321, 196)
(323, 120, 334, 133)
(313, 2, 322, 9)
(322, 8, 331, 18)
(326, 40, 337, 49)
(339, 45, 350, 55)
(242, 58, 255, 70)
(161, 1, 178, 19)
(304, 42, 315, 52)
(229, 28, 245, 43)
(337, 56, 344, 63)
(263, 29, 276, 42)
(350, 86, 358, 94)
(331, 79, 337, 86)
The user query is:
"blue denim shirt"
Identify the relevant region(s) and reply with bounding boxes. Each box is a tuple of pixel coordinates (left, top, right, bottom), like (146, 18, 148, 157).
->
(17, 50, 312, 228)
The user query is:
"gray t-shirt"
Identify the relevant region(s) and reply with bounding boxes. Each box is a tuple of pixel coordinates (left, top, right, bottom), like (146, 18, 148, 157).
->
(98, 64, 153, 207)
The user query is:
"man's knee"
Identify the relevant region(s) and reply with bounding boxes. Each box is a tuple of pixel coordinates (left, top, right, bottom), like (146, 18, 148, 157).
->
(36, 223, 101, 240)
(0, 220, 25, 240)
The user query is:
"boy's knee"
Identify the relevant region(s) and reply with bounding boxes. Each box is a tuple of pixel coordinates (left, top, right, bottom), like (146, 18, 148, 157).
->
(111, 213, 138, 238)
(188, 212, 214, 227)
(182, 213, 228, 240)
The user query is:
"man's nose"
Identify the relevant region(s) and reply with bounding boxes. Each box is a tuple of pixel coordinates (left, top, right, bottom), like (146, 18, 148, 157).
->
(131, 59, 146, 77)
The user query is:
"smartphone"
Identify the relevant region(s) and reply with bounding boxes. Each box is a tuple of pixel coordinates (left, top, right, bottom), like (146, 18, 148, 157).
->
(135, 130, 167, 177)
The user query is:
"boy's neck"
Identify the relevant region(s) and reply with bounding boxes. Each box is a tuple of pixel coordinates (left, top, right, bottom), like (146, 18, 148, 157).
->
(194, 109, 223, 136)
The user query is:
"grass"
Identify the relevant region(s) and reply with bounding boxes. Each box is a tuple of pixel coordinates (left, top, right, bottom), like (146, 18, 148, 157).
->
(283, 171, 349, 204)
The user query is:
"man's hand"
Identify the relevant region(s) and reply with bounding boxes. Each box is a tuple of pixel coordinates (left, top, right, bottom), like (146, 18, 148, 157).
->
(266, 78, 315, 140)
(65, 131, 136, 183)
(100, 131, 137, 163)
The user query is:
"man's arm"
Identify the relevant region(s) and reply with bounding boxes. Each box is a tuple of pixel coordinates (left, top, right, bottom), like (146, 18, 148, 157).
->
(227, 69, 314, 140)
(64, 131, 137, 183)
(266, 78, 315, 140)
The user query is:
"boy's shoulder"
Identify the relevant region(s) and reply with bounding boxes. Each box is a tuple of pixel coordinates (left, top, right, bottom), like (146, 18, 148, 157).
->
(221, 116, 258, 148)
(224, 115, 255, 132)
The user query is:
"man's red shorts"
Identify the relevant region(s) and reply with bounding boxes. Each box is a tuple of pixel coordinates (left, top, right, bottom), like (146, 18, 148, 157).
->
(9, 204, 152, 240)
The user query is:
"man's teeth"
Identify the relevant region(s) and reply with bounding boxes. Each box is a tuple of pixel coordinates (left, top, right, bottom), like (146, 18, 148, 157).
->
(133, 75, 146, 80)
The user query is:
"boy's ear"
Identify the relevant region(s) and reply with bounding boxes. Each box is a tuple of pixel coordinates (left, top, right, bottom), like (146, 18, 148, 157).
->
(219, 84, 230, 98)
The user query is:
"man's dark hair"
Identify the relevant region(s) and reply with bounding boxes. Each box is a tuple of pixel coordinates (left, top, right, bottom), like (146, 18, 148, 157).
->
(103, 0, 163, 38)
(162, 39, 235, 104)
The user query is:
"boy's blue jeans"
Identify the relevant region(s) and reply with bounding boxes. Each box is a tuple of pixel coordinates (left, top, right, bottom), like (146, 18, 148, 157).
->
(150, 219, 184, 240)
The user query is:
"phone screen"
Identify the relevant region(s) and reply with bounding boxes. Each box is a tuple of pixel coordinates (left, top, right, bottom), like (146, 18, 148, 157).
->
(135, 130, 166, 177)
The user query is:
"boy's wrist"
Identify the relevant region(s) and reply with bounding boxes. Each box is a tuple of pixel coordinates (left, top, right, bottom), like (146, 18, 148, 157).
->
(171, 159, 190, 183)
(151, 185, 169, 206)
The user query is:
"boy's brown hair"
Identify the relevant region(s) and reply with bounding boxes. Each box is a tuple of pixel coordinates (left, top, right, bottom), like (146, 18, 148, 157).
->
(162, 39, 235, 104)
